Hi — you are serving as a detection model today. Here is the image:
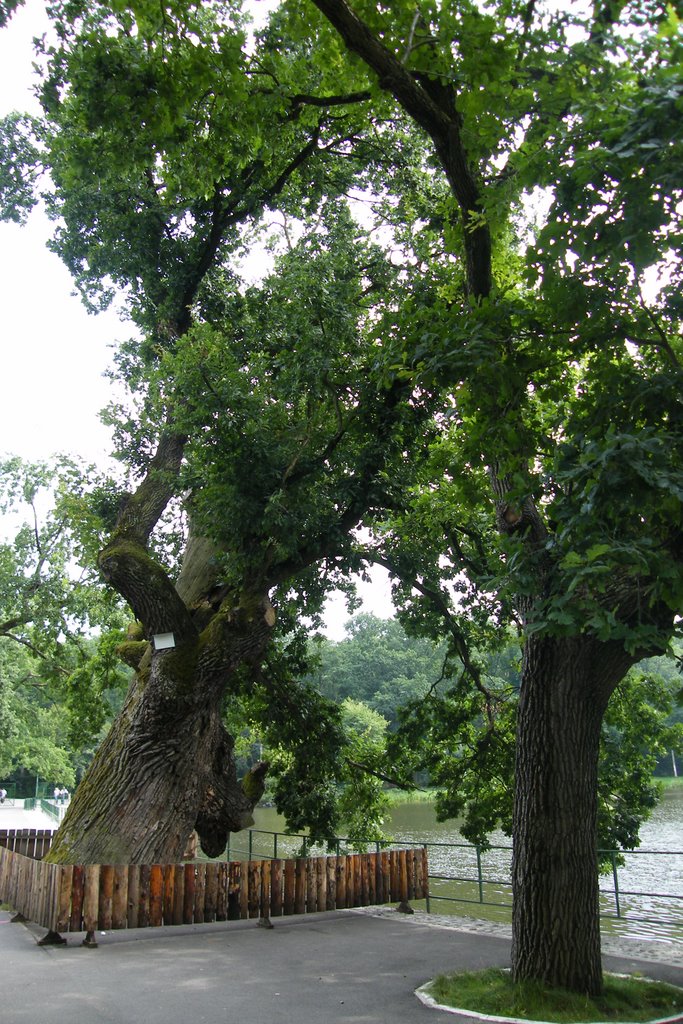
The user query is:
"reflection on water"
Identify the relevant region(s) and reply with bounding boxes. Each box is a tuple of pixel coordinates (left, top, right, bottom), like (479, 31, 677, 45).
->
(252, 785, 683, 944)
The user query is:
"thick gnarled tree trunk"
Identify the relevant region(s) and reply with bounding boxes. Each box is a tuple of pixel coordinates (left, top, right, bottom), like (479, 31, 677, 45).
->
(47, 601, 273, 864)
(511, 634, 635, 995)
(46, 447, 275, 865)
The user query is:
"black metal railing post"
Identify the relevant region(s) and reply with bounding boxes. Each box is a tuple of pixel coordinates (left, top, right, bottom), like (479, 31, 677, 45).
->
(476, 846, 484, 904)
(611, 851, 622, 919)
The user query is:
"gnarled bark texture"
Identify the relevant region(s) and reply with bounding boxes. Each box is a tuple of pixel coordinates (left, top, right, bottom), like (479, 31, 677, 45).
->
(46, 487, 274, 865)
(46, 600, 273, 864)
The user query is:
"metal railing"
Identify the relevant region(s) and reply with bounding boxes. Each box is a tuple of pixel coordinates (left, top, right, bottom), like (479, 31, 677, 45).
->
(39, 799, 61, 821)
(227, 828, 683, 934)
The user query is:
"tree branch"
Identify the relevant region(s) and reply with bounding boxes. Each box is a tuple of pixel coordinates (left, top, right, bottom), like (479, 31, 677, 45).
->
(365, 549, 497, 729)
(290, 90, 371, 107)
(0, 632, 70, 675)
(309, 0, 491, 298)
(344, 757, 419, 790)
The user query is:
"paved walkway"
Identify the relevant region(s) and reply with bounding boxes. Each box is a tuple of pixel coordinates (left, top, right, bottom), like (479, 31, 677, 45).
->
(0, 803, 62, 830)
(1, 904, 681, 1024)
(2, 809, 682, 1021)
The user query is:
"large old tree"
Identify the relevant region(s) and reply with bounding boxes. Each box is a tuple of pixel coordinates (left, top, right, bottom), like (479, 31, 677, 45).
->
(296, 0, 683, 996)
(1, 0, 431, 862)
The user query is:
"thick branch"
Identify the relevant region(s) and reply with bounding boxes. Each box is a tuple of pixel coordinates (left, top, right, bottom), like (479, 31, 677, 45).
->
(0, 616, 24, 634)
(345, 757, 418, 791)
(0, 632, 70, 675)
(310, 0, 491, 297)
(99, 539, 197, 643)
(267, 380, 410, 586)
(488, 466, 548, 545)
(114, 430, 187, 548)
(178, 128, 325, 324)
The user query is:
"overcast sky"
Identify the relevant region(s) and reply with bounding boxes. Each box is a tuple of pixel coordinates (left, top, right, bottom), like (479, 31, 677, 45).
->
(0, 0, 122, 466)
(0, 0, 393, 634)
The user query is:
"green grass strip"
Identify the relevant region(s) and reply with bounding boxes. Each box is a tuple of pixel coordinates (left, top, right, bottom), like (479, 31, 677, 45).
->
(425, 968, 683, 1023)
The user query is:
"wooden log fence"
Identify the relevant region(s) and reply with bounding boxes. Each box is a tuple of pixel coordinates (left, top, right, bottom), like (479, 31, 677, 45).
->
(0, 829, 429, 942)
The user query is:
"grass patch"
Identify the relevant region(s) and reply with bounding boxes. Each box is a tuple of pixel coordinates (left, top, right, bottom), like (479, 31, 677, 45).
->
(656, 776, 682, 791)
(383, 788, 437, 805)
(425, 968, 683, 1023)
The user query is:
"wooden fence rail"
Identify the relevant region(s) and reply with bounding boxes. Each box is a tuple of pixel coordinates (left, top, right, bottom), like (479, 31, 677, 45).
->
(0, 828, 54, 859)
(0, 830, 428, 941)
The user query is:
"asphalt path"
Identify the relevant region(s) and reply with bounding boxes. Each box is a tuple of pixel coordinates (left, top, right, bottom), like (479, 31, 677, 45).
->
(2, 907, 682, 1024)
(0, 804, 62, 830)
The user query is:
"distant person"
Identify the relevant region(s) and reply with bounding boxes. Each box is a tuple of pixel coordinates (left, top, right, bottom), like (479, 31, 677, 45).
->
(0, 788, 6, 804)
(53, 786, 60, 802)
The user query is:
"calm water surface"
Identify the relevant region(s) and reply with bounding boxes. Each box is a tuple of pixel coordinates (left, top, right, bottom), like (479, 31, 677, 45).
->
(252, 786, 683, 943)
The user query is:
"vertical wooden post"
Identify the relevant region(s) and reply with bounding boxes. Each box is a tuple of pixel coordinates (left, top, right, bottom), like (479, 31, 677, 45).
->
(239, 862, 249, 919)
(204, 862, 219, 922)
(149, 865, 164, 927)
(399, 850, 408, 902)
(172, 864, 185, 926)
(306, 857, 317, 914)
(82, 864, 101, 946)
(228, 861, 241, 921)
(381, 851, 391, 903)
(247, 861, 261, 919)
(350, 854, 359, 908)
(390, 850, 399, 901)
(183, 863, 196, 924)
(162, 864, 175, 926)
(270, 858, 282, 918)
(283, 859, 295, 916)
(69, 864, 85, 932)
(259, 860, 273, 928)
(112, 865, 129, 930)
(193, 863, 206, 923)
(359, 854, 368, 906)
(138, 864, 151, 927)
(421, 846, 429, 901)
(294, 858, 307, 915)
(336, 855, 347, 909)
(407, 849, 417, 901)
(56, 864, 73, 933)
(326, 855, 337, 910)
(127, 865, 140, 929)
(215, 863, 228, 922)
(315, 856, 327, 912)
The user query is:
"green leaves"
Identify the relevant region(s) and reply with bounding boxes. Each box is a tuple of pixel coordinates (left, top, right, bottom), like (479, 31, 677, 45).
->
(19, 1, 376, 332)
(0, 456, 128, 780)
(0, 0, 24, 29)
(0, 114, 41, 223)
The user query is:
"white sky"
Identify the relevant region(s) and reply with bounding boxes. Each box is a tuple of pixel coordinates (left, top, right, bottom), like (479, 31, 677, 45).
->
(0, 0, 394, 636)
(0, 0, 121, 466)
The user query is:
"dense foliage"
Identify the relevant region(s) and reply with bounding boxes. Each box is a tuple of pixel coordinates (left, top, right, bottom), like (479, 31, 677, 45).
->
(1, 0, 681, 992)
(0, 458, 128, 787)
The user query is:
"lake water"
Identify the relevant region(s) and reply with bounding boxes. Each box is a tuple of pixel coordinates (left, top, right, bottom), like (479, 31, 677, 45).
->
(251, 785, 683, 943)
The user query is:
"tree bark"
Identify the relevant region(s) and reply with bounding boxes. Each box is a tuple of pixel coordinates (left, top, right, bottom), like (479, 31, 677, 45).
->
(46, 525, 275, 865)
(47, 613, 271, 864)
(511, 633, 634, 995)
